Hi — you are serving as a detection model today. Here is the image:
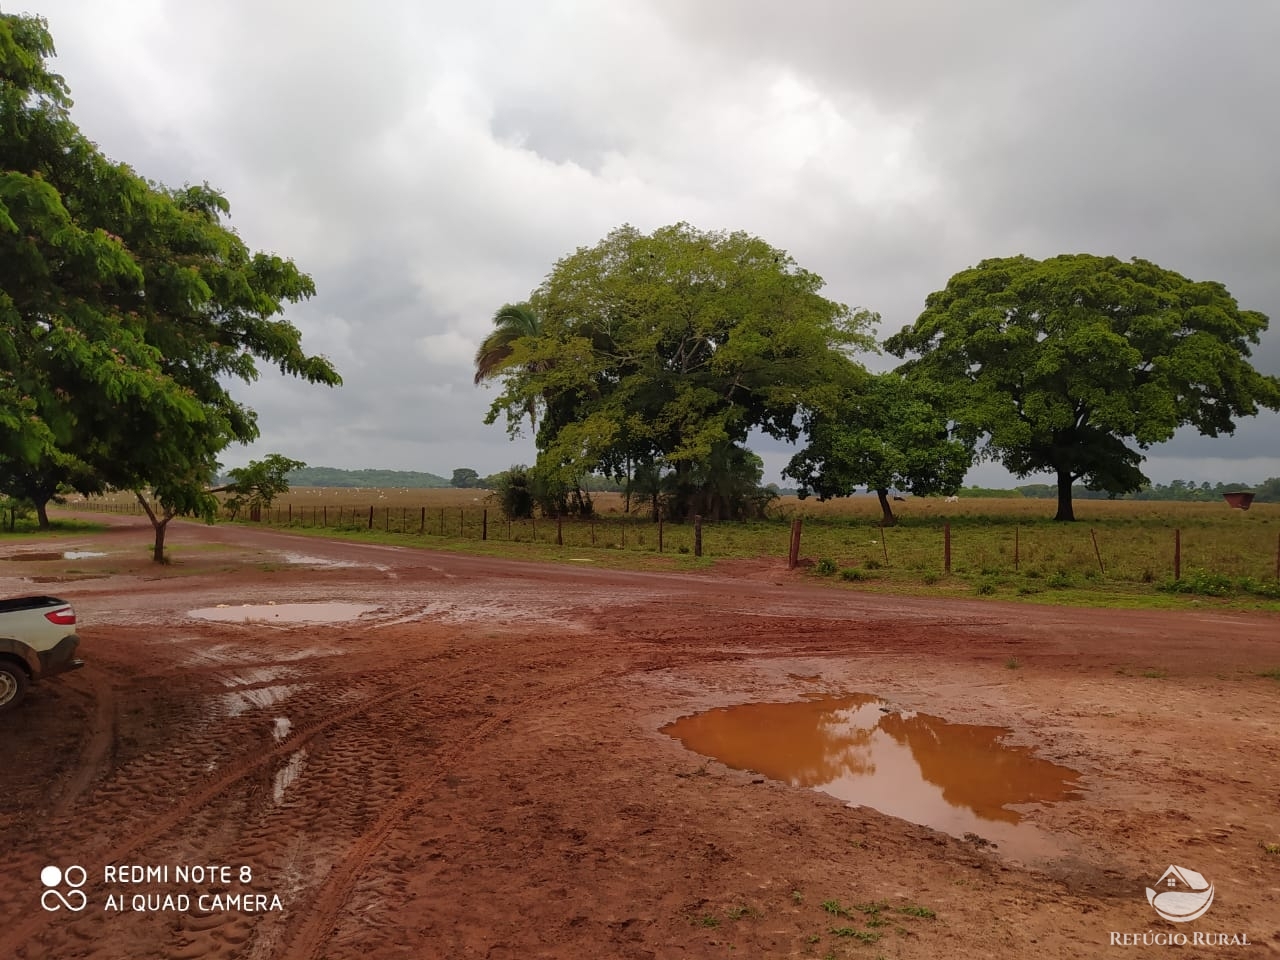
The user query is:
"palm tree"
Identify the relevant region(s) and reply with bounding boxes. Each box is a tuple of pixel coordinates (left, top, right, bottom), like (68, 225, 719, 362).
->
(474, 302, 542, 430)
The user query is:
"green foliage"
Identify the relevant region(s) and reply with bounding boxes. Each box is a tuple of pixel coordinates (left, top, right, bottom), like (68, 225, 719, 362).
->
(786, 372, 972, 524)
(1157, 572, 1280, 600)
(887, 254, 1280, 522)
(450, 467, 481, 488)
(483, 222, 875, 520)
(1, 12, 341, 560)
(815, 557, 838, 575)
(221, 455, 304, 519)
(490, 465, 536, 520)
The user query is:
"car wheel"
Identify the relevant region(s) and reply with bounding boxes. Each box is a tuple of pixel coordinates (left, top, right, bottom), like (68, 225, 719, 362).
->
(0, 661, 29, 712)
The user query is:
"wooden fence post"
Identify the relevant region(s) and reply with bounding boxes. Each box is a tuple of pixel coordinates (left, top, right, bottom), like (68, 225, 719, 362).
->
(482, 509, 488, 541)
(694, 515, 703, 557)
(787, 518, 802, 569)
(657, 517, 663, 553)
(419, 507, 425, 534)
(367, 505, 374, 529)
(556, 516, 563, 546)
(288, 504, 292, 523)
(1174, 528, 1181, 580)
(944, 523, 951, 575)
(1090, 527, 1104, 574)
(383, 507, 389, 532)
(323, 505, 327, 527)
(460, 508, 465, 537)
(1014, 524, 1019, 572)
(590, 519, 596, 546)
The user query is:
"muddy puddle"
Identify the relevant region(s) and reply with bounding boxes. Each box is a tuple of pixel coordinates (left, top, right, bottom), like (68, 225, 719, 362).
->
(189, 602, 378, 624)
(3, 550, 107, 561)
(663, 694, 1083, 863)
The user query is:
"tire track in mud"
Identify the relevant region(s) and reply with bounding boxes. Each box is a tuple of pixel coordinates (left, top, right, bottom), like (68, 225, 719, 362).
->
(275, 666, 621, 960)
(0, 636, 538, 959)
(50, 666, 117, 816)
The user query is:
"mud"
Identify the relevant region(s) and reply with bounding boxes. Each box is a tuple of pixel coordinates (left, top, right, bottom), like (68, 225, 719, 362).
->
(1, 514, 1278, 960)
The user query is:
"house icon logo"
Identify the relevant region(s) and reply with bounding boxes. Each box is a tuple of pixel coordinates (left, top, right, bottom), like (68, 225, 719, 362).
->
(1146, 865, 1214, 923)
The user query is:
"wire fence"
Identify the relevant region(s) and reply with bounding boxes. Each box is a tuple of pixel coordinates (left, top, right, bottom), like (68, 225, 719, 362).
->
(74, 498, 1280, 588)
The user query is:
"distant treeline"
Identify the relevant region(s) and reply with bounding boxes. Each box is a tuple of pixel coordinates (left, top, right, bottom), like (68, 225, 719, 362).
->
(1004, 477, 1280, 502)
(285, 467, 450, 488)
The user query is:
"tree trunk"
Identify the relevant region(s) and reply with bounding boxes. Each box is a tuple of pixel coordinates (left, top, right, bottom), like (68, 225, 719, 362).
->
(152, 519, 171, 563)
(1054, 468, 1076, 522)
(34, 498, 50, 530)
(135, 491, 174, 562)
(876, 488, 897, 527)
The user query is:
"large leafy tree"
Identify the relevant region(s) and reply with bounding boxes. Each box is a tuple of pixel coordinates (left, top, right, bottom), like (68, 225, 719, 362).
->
(0, 13, 341, 557)
(485, 223, 874, 520)
(785, 372, 973, 525)
(886, 254, 1280, 521)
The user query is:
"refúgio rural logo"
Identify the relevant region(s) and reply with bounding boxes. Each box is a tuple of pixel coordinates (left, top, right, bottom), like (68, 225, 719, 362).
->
(1146, 864, 1214, 923)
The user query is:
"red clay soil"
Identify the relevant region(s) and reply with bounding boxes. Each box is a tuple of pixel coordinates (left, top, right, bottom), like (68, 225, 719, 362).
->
(1, 515, 1278, 959)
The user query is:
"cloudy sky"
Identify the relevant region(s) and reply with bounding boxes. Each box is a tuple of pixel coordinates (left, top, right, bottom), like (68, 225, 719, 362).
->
(19, 0, 1280, 487)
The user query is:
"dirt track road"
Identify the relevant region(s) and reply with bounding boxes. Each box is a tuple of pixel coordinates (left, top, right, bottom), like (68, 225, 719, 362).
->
(2, 516, 1278, 958)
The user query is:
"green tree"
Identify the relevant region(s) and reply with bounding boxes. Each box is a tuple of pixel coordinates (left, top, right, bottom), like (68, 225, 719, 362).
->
(450, 467, 480, 488)
(785, 372, 973, 525)
(485, 223, 874, 520)
(0, 13, 341, 559)
(217, 454, 305, 519)
(886, 255, 1280, 521)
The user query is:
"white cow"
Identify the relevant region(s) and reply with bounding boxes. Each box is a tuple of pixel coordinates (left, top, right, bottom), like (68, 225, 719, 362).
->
(944, 495, 960, 503)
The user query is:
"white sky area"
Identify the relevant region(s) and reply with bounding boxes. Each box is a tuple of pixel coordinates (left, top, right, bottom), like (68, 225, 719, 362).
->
(19, 0, 1280, 488)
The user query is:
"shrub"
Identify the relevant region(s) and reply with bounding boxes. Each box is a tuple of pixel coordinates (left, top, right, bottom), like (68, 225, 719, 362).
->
(815, 557, 838, 576)
(841, 567, 871, 582)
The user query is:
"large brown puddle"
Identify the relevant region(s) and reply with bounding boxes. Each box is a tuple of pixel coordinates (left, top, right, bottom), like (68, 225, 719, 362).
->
(663, 694, 1083, 863)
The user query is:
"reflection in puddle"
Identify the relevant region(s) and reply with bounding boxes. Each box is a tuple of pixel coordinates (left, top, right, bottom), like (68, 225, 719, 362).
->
(189, 602, 378, 624)
(63, 550, 107, 560)
(663, 695, 1083, 862)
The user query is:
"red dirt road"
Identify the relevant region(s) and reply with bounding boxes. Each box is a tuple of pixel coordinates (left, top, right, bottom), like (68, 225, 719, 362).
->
(2, 516, 1278, 959)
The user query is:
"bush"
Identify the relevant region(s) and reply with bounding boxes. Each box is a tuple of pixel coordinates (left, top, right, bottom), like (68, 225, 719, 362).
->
(840, 567, 872, 582)
(815, 557, 838, 576)
(1157, 572, 1280, 600)
(1047, 572, 1073, 589)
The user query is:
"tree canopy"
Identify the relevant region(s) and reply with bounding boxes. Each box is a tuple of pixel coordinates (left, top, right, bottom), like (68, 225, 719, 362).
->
(785, 372, 973, 525)
(1, 13, 341, 556)
(482, 222, 874, 519)
(885, 254, 1280, 521)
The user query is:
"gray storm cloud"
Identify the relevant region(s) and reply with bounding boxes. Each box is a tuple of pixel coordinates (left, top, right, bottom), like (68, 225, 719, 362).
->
(21, 0, 1280, 486)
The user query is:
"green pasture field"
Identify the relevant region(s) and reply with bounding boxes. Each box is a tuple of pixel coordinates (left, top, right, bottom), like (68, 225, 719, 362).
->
(69, 489, 1280, 611)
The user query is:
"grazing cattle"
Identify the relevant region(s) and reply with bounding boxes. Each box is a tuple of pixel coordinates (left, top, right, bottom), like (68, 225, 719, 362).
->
(944, 495, 960, 503)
